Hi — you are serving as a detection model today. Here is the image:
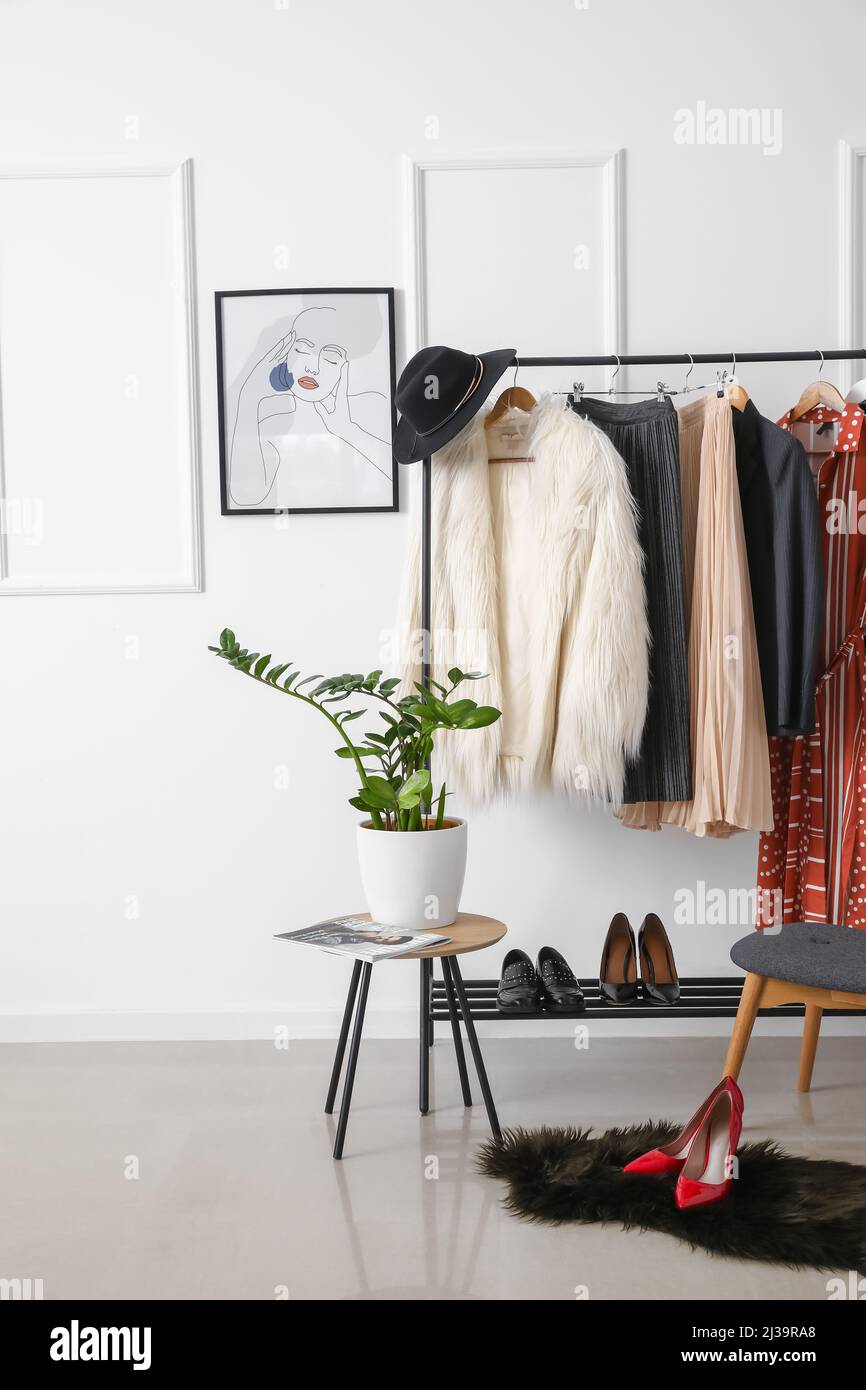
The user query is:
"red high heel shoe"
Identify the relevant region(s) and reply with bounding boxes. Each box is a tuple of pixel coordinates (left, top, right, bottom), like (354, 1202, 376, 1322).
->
(623, 1077, 743, 1176)
(675, 1084, 744, 1211)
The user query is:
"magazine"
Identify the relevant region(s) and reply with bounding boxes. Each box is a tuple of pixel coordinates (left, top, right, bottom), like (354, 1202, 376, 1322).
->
(275, 917, 450, 963)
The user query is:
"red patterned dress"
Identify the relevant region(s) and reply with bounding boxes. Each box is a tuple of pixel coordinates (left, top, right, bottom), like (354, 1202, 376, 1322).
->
(757, 399, 866, 927)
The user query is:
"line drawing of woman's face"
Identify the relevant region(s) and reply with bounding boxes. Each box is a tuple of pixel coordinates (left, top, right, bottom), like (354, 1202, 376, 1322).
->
(286, 307, 347, 402)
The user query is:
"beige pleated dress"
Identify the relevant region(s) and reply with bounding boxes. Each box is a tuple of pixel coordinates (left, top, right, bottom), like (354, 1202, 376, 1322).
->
(622, 393, 773, 837)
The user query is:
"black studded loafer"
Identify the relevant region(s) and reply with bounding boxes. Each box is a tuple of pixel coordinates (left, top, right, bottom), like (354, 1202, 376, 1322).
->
(497, 949, 541, 1012)
(638, 913, 681, 1005)
(599, 912, 639, 1006)
(537, 946, 585, 1012)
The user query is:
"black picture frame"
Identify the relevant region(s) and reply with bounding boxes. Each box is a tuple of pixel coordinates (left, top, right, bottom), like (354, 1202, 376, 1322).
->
(215, 287, 398, 516)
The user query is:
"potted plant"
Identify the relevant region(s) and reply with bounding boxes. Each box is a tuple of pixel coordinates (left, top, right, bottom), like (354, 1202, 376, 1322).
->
(209, 629, 501, 929)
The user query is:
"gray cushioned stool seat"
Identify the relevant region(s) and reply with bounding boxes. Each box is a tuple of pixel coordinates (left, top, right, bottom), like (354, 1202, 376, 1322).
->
(730, 922, 866, 994)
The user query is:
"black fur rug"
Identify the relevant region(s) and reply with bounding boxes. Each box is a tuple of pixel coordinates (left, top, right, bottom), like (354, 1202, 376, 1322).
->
(478, 1122, 866, 1275)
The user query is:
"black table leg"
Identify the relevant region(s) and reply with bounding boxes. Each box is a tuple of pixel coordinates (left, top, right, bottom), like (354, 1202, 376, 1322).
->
(333, 962, 372, 1160)
(446, 956, 502, 1140)
(441, 957, 472, 1107)
(419, 958, 431, 1115)
(427, 957, 435, 1049)
(325, 959, 362, 1114)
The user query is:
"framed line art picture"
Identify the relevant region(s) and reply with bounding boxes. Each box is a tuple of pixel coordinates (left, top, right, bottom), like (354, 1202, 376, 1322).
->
(215, 287, 398, 515)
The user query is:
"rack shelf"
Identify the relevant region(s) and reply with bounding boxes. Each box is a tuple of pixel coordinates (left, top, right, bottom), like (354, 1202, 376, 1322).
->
(431, 975, 864, 1022)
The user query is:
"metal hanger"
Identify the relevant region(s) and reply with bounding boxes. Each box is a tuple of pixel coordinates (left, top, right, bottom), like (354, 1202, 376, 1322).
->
(566, 353, 678, 402)
(716, 350, 749, 410)
(608, 354, 621, 396)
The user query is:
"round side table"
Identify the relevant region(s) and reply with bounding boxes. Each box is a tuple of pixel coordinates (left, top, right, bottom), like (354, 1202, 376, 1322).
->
(324, 912, 506, 1159)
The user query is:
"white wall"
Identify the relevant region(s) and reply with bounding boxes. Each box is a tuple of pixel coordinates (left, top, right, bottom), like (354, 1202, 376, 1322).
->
(1, 0, 865, 1040)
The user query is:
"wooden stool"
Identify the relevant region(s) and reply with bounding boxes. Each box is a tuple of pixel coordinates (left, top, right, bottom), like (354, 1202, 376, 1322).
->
(722, 922, 866, 1092)
(325, 912, 507, 1158)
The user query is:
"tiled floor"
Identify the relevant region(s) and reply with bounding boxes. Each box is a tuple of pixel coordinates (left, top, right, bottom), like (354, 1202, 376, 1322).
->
(2, 1035, 863, 1300)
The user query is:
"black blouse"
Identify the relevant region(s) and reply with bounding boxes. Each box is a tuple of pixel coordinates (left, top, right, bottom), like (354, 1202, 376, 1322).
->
(731, 399, 824, 737)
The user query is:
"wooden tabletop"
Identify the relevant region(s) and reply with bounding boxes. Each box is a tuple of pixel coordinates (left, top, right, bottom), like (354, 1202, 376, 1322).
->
(343, 912, 507, 959)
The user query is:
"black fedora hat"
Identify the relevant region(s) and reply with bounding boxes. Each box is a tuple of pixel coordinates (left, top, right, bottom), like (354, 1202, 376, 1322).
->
(394, 344, 516, 464)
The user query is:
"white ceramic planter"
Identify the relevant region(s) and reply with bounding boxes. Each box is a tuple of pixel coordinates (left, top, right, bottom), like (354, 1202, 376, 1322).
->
(356, 818, 468, 931)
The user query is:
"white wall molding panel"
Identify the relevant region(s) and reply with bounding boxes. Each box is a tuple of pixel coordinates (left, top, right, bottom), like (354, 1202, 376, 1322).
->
(0, 160, 201, 594)
(839, 140, 866, 395)
(403, 150, 626, 364)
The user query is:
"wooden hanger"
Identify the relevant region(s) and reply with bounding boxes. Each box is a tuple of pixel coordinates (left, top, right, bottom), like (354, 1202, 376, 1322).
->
(791, 352, 847, 420)
(485, 362, 537, 463)
(486, 378, 537, 426)
(725, 380, 750, 411)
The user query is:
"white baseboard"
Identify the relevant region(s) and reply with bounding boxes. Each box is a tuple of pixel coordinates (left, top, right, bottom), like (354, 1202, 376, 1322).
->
(1, 1007, 865, 1044)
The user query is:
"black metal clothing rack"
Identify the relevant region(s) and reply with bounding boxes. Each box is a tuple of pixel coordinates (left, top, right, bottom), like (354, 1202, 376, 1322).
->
(418, 348, 866, 1030)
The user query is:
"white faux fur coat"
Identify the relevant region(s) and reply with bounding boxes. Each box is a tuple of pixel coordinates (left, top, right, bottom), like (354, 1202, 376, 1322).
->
(399, 397, 650, 806)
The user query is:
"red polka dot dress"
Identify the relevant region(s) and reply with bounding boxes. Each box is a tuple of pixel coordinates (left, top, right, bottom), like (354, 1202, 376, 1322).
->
(757, 401, 866, 928)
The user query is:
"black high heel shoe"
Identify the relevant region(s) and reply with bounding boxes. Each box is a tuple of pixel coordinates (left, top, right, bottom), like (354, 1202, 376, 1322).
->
(638, 913, 680, 1005)
(599, 913, 638, 1006)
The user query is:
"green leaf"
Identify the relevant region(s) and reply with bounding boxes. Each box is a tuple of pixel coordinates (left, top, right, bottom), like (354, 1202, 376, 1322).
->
(294, 674, 323, 689)
(338, 708, 365, 723)
(397, 769, 431, 808)
(266, 663, 290, 684)
(367, 774, 398, 795)
(282, 672, 298, 689)
(378, 677, 400, 695)
(253, 654, 271, 677)
(407, 696, 452, 725)
(335, 746, 381, 759)
(348, 796, 368, 812)
(365, 732, 390, 746)
(447, 666, 464, 684)
(403, 701, 434, 721)
(219, 628, 236, 651)
(363, 776, 398, 809)
(358, 790, 393, 813)
(400, 768, 431, 797)
(443, 699, 477, 722)
(456, 705, 501, 728)
(362, 669, 383, 690)
(312, 678, 339, 696)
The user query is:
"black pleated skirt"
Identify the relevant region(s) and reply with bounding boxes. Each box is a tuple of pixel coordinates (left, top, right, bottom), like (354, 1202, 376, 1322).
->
(572, 396, 692, 804)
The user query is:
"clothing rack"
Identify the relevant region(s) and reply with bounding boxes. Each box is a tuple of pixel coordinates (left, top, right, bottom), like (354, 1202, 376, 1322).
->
(417, 348, 866, 1027)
